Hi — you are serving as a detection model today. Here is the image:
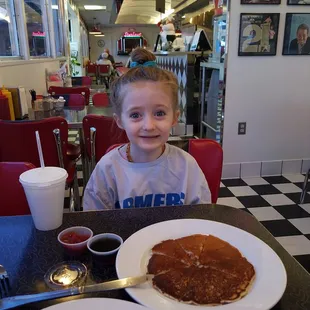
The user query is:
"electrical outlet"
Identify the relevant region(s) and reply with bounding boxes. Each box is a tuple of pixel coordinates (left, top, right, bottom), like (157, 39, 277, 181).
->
(238, 122, 246, 135)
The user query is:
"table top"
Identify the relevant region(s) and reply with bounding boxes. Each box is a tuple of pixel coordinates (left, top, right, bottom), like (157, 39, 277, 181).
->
(29, 106, 113, 129)
(1, 205, 310, 309)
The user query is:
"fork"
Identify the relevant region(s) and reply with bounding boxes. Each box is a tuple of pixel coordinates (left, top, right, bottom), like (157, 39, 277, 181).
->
(0, 265, 10, 298)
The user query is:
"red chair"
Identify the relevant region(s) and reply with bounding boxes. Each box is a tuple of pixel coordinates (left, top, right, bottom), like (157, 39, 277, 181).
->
(82, 76, 92, 87)
(105, 139, 223, 204)
(86, 64, 97, 78)
(48, 86, 90, 106)
(52, 94, 85, 108)
(189, 139, 223, 203)
(97, 65, 111, 87)
(92, 93, 109, 107)
(0, 117, 81, 211)
(71, 76, 92, 87)
(83, 115, 129, 174)
(0, 162, 35, 216)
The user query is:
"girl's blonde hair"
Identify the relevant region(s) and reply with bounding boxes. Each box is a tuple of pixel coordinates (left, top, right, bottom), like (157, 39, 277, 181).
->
(110, 49, 178, 115)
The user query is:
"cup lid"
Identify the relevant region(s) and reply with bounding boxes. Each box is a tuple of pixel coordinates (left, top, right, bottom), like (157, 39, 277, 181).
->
(19, 167, 68, 187)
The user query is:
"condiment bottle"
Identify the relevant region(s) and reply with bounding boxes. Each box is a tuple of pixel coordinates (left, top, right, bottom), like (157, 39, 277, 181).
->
(1, 86, 15, 120)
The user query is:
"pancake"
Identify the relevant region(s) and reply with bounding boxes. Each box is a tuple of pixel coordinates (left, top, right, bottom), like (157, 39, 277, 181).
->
(152, 267, 194, 301)
(176, 234, 206, 261)
(147, 254, 189, 275)
(151, 239, 192, 264)
(147, 234, 255, 305)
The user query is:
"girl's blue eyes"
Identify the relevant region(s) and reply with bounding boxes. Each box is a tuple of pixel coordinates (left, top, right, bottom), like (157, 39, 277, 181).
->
(129, 111, 166, 118)
(130, 113, 140, 119)
(156, 111, 166, 117)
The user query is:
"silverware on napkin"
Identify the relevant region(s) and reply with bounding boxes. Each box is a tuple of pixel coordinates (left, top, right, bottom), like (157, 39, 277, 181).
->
(0, 274, 153, 310)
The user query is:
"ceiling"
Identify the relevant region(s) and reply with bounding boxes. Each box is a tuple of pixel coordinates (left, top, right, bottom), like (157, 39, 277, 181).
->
(72, 0, 186, 28)
(115, 0, 184, 25)
(73, 0, 117, 28)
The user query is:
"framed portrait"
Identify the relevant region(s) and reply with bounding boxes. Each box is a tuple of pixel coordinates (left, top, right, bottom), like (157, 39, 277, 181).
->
(238, 13, 280, 56)
(283, 13, 310, 55)
(287, 0, 310, 4)
(241, 0, 281, 4)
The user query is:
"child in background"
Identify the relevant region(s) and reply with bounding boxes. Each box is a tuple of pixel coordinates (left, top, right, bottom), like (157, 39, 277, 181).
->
(83, 48, 211, 210)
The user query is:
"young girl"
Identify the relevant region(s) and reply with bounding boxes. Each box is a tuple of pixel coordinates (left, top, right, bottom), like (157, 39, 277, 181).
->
(83, 48, 211, 210)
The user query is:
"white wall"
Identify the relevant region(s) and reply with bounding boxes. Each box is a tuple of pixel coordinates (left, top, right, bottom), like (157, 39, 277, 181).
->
(223, 3, 310, 166)
(89, 25, 159, 64)
(0, 59, 61, 94)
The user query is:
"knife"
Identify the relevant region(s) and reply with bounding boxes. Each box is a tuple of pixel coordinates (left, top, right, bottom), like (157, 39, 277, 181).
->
(0, 274, 153, 310)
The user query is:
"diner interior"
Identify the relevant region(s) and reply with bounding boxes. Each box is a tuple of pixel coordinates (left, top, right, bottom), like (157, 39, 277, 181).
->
(0, 0, 310, 309)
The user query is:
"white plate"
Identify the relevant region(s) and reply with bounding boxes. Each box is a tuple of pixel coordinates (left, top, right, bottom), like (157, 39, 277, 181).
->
(44, 298, 147, 309)
(116, 219, 287, 310)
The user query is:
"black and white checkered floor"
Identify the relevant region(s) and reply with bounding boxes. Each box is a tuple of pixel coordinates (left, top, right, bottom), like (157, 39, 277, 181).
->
(219, 175, 310, 273)
(67, 130, 310, 273)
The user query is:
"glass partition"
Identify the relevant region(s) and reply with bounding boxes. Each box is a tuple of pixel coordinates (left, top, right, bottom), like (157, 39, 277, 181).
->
(24, 0, 48, 57)
(0, 0, 19, 56)
(51, 0, 64, 56)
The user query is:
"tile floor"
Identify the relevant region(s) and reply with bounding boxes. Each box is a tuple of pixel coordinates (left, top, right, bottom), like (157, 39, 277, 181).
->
(67, 130, 310, 273)
(219, 175, 310, 273)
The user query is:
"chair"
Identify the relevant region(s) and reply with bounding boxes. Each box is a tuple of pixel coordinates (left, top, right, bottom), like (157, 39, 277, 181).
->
(189, 139, 223, 204)
(0, 162, 35, 216)
(92, 93, 109, 107)
(71, 76, 92, 87)
(0, 117, 81, 211)
(83, 115, 129, 174)
(86, 64, 98, 79)
(300, 170, 310, 204)
(48, 86, 90, 106)
(52, 94, 85, 108)
(105, 139, 223, 204)
(97, 65, 111, 88)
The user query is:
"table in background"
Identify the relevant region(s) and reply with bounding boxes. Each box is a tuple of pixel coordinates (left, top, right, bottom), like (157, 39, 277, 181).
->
(0, 205, 309, 309)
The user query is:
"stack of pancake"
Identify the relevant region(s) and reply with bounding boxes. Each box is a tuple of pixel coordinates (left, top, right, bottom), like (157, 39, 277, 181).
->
(147, 234, 255, 305)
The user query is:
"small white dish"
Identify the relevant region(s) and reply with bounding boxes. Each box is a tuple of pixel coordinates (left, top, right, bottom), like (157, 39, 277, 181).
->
(58, 226, 93, 253)
(87, 233, 123, 256)
(43, 297, 147, 309)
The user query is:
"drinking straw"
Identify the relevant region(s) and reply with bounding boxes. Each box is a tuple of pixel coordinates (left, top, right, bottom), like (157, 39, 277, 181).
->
(35, 131, 45, 168)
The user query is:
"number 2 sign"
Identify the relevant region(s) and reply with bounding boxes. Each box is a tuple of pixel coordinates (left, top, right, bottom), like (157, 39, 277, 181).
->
(238, 13, 280, 56)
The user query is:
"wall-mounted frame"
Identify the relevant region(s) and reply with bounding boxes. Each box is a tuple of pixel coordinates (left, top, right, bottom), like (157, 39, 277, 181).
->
(241, 0, 281, 4)
(283, 13, 310, 55)
(238, 13, 280, 56)
(287, 0, 310, 5)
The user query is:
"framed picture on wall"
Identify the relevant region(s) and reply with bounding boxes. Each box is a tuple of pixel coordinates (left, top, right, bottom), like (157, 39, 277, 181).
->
(241, 0, 281, 4)
(283, 13, 310, 55)
(238, 13, 280, 56)
(287, 0, 310, 4)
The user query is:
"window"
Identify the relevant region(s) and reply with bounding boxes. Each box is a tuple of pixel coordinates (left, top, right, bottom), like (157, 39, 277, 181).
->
(80, 25, 89, 57)
(51, 0, 64, 56)
(0, 0, 19, 56)
(24, 0, 49, 57)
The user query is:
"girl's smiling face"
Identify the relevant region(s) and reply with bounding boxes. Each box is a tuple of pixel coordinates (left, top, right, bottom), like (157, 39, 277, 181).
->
(114, 81, 179, 160)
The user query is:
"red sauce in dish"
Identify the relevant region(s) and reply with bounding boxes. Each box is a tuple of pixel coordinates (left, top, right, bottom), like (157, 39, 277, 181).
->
(61, 232, 89, 244)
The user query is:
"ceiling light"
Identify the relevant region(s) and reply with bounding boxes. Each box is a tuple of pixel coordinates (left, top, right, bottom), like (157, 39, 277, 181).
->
(89, 18, 101, 34)
(182, 15, 186, 18)
(51, 5, 58, 9)
(84, 5, 106, 10)
(95, 34, 105, 37)
(89, 29, 101, 34)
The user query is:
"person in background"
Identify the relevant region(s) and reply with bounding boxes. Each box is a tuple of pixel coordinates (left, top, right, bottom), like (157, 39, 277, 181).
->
(98, 48, 115, 66)
(83, 48, 211, 210)
(96, 52, 113, 71)
(289, 23, 310, 55)
(96, 52, 114, 88)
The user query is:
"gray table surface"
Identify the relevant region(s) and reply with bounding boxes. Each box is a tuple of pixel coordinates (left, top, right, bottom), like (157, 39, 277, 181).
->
(0, 205, 309, 309)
